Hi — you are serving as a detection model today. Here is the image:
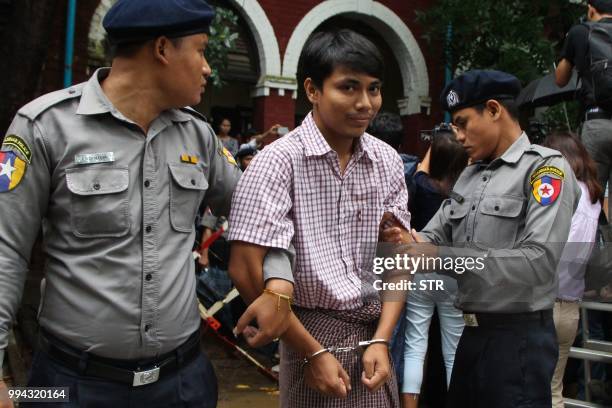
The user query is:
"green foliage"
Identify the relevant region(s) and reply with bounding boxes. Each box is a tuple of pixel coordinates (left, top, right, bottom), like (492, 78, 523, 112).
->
(207, 6, 239, 88)
(91, 5, 239, 90)
(417, 0, 586, 130)
(416, 0, 584, 84)
(541, 101, 582, 133)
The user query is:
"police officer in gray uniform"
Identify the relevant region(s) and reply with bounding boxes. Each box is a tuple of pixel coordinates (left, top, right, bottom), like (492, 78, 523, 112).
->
(398, 71, 581, 407)
(0, 0, 242, 406)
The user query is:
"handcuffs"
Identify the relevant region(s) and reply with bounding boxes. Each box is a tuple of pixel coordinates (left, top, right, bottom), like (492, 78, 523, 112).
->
(303, 339, 389, 365)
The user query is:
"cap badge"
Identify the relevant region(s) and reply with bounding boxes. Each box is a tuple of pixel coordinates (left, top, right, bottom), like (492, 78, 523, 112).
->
(447, 90, 460, 108)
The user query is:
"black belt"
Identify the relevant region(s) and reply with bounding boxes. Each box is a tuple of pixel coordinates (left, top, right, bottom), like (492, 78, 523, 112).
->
(463, 309, 552, 328)
(39, 330, 201, 387)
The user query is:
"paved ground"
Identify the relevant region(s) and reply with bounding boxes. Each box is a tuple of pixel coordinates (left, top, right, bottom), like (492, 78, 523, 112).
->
(202, 329, 279, 407)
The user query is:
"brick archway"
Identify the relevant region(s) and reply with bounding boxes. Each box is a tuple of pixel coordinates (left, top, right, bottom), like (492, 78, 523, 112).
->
(87, 0, 282, 86)
(281, 0, 430, 116)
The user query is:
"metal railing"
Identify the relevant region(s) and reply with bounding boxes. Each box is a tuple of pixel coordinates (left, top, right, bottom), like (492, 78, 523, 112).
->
(565, 301, 612, 408)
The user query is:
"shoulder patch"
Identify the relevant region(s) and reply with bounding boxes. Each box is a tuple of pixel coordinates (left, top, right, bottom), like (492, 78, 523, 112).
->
(2, 135, 32, 163)
(18, 85, 84, 120)
(179, 107, 208, 122)
(219, 147, 237, 166)
(0, 151, 27, 192)
(526, 144, 562, 159)
(530, 166, 564, 206)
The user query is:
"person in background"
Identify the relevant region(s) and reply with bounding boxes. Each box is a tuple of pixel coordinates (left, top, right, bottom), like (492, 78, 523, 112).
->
(243, 124, 284, 149)
(402, 126, 468, 408)
(367, 111, 419, 198)
(556, 0, 612, 227)
(543, 132, 602, 408)
(216, 117, 240, 156)
(367, 111, 416, 391)
(235, 144, 258, 171)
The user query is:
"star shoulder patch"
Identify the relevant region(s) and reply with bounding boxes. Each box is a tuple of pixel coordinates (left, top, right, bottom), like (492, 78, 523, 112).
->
(0, 150, 27, 192)
(529, 165, 564, 206)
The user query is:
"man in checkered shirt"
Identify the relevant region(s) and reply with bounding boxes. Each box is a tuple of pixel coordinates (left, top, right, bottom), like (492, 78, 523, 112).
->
(228, 29, 411, 407)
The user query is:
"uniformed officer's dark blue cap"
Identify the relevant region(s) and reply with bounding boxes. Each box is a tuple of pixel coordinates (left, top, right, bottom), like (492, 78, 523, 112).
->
(440, 70, 522, 113)
(236, 145, 257, 160)
(103, 0, 215, 44)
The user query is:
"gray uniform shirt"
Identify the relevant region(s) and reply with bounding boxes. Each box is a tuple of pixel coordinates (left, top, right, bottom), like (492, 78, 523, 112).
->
(420, 133, 581, 313)
(0, 68, 242, 371)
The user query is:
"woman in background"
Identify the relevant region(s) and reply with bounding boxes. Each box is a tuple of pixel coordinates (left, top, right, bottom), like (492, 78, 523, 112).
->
(216, 118, 239, 156)
(402, 126, 468, 408)
(543, 132, 602, 408)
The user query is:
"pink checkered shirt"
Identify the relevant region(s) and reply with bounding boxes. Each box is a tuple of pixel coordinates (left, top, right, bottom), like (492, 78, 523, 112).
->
(228, 113, 410, 310)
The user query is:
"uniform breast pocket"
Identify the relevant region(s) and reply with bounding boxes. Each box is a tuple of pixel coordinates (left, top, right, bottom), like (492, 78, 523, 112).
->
(168, 163, 208, 233)
(475, 195, 524, 248)
(65, 166, 130, 238)
(443, 200, 471, 244)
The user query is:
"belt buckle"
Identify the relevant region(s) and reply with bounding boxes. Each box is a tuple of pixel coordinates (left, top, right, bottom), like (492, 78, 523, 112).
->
(132, 366, 160, 387)
(463, 313, 479, 327)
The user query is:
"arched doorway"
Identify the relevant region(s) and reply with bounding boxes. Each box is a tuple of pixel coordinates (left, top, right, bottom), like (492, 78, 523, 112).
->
(283, 0, 430, 117)
(87, 0, 282, 138)
(293, 16, 405, 126)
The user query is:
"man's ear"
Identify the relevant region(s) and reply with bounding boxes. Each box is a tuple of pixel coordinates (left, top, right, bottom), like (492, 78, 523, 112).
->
(304, 78, 319, 104)
(485, 99, 502, 121)
(153, 37, 171, 64)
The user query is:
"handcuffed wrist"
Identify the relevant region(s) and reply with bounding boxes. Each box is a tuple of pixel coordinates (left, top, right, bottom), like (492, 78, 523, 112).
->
(303, 347, 330, 365)
(358, 338, 390, 350)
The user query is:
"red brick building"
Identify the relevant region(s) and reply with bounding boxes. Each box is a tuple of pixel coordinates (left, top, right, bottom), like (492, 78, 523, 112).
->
(42, 0, 444, 155)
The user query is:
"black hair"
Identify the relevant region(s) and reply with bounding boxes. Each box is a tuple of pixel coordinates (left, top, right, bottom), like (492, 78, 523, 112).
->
(367, 111, 403, 149)
(297, 29, 384, 90)
(216, 117, 231, 133)
(543, 131, 603, 204)
(589, 0, 612, 14)
(429, 130, 469, 186)
(472, 98, 520, 121)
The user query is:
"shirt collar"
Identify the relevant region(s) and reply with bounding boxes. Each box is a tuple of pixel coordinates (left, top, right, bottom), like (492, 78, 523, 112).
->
(301, 113, 332, 157)
(76, 68, 114, 115)
(495, 132, 530, 164)
(76, 68, 192, 123)
(163, 108, 192, 123)
(300, 112, 379, 162)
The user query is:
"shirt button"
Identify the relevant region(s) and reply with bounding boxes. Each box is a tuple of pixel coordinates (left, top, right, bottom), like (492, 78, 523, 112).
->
(144, 324, 151, 332)
(145, 274, 152, 281)
(144, 180, 151, 188)
(145, 225, 152, 233)
(482, 176, 488, 182)
(494, 205, 500, 211)
(93, 183, 101, 190)
(471, 205, 476, 211)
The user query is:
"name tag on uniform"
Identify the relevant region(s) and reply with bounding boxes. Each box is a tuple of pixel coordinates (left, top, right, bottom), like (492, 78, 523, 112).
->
(74, 152, 115, 165)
